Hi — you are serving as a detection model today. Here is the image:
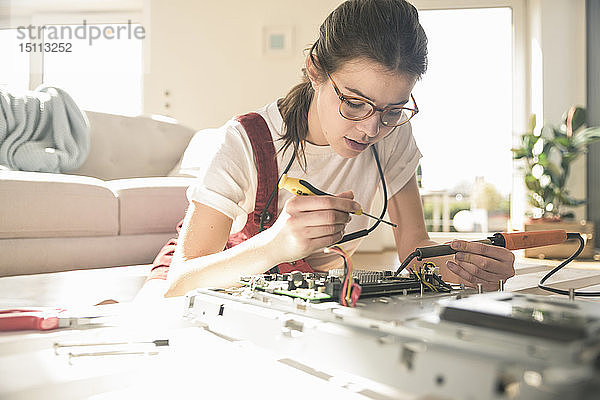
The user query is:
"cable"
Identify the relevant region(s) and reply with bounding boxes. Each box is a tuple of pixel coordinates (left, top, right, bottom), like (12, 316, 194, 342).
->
(366, 145, 388, 234)
(261, 146, 390, 245)
(420, 266, 438, 292)
(432, 273, 453, 290)
(340, 258, 349, 306)
(325, 246, 349, 305)
(350, 282, 362, 305)
(259, 155, 295, 232)
(395, 233, 598, 297)
(394, 250, 419, 276)
(336, 146, 388, 245)
(327, 246, 361, 306)
(411, 266, 437, 292)
(538, 233, 600, 297)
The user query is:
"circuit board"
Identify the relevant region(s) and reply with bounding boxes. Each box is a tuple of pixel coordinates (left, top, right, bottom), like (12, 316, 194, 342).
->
(239, 264, 452, 303)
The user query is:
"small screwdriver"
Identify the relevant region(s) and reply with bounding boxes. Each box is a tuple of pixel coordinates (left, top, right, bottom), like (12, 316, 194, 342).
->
(278, 174, 397, 228)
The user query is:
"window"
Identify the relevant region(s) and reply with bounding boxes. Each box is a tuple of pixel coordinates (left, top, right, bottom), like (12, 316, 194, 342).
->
(43, 23, 143, 115)
(411, 7, 513, 234)
(0, 29, 30, 91)
(3, 20, 143, 116)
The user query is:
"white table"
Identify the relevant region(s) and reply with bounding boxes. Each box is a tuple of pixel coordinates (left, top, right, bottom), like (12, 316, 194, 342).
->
(1, 259, 600, 399)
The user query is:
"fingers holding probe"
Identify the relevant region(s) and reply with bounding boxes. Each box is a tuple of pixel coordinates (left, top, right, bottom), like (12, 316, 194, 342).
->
(279, 175, 396, 227)
(446, 240, 516, 292)
(269, 191, 360, 261)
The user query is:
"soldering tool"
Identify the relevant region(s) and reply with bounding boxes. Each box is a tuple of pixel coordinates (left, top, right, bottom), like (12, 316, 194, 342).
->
(393, 230, 600, 297)
(278, 174, 397, 228)
(398, 229, 600, 298)
(394, 230, 571, 276)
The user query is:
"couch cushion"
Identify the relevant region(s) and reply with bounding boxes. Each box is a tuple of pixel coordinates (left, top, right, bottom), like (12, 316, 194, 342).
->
(0, 234, 172, 277)
(107, 177, 195, 235)
(0, 171, 118, 238)
(73, 111, 196, 181)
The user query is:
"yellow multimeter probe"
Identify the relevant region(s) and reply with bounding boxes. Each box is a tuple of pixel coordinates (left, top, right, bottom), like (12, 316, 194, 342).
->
(278, 174, 397, 228)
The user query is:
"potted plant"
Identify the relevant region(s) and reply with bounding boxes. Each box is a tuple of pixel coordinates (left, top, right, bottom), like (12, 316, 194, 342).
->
(512, 106, 600, 258)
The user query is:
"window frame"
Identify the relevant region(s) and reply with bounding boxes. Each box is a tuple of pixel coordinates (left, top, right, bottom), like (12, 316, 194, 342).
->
(2, 8, 144, 115)
(22, 12, 143, 90)
(412, 0, 528, 232)
(3, 2, 143, 89)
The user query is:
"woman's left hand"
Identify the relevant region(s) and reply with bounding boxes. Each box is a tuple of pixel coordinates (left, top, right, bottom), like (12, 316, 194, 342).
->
(446, 240, 515, 291)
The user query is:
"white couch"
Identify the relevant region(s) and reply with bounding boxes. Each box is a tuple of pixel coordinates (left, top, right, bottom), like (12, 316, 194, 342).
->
(0, 111, 197, 277)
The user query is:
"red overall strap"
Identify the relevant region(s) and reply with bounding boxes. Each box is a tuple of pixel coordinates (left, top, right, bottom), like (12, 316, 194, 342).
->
(148, 112, 312, 281)
(225, 113, 278, 243)
(227, 113, 313, 274)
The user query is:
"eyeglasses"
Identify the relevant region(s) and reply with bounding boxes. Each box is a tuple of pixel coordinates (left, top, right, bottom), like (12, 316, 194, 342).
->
(327, 72, 418, 127)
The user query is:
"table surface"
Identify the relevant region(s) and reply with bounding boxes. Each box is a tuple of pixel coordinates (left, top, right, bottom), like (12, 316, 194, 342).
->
(2, 256, 600, 308)
(0, 264, 151, 308)
(1, 257, 600, 400)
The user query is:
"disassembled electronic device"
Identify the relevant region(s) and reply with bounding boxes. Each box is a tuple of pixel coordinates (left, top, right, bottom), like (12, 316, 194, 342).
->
(184, 286, 600, 400)
(182, 229, 600, 399)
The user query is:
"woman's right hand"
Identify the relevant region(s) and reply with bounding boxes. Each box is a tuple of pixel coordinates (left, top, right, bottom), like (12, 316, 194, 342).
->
(264, 191, 361, 263)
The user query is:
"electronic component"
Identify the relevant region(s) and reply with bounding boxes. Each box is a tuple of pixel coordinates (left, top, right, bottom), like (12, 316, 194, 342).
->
(239, 264, 452, 304)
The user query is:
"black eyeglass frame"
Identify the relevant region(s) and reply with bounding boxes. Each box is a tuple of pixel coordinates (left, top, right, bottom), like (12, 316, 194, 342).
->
(327, 72, 419, 127)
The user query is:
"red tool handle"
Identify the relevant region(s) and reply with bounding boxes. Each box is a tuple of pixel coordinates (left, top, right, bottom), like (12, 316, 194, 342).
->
(498, 230, 568, 250)
(0, 313, 59, 331)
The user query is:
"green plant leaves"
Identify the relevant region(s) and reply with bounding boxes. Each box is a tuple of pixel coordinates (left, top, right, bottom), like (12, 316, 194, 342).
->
(515, 108, 599, 219)
(556, 191, 586, 207)
(512, 132, 540, 159)
(527, 193, 544, 209)
(525, 174, 541, 192)
(537, 152, 548, 166)
(511, 148, 529, 159)
(571, 126, 600, 149)
(529, 114, 536, 133)
(525, 134, 539, 152)
(553, 135, 570, 149)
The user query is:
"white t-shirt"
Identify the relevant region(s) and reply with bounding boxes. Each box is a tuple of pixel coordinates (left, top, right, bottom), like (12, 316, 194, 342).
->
(181, 100, 422, 270)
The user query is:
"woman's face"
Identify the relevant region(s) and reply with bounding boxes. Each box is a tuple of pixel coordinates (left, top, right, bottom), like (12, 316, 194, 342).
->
(307, 58, 417, 158)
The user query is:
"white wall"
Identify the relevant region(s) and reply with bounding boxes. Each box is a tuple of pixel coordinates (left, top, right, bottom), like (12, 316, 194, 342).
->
(528, 0, 587, 222)
(143, 0, 342, 130)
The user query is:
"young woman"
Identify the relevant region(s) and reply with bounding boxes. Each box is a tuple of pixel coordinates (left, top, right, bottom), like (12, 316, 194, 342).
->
(140, 0, 515, 299)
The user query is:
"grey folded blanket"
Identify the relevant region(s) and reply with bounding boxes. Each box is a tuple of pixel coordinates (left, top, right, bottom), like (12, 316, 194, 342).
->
(0, 85, 90, 173)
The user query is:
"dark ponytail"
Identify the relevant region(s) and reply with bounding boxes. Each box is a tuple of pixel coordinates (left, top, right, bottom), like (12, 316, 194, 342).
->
(279, 0, 428, 167)
(277, 71, 314, 169)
